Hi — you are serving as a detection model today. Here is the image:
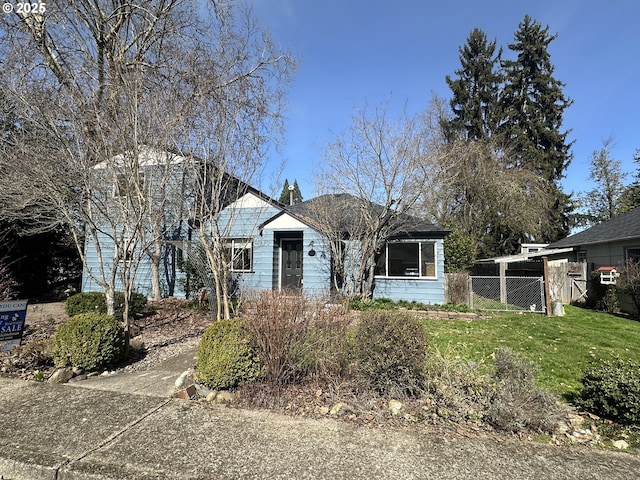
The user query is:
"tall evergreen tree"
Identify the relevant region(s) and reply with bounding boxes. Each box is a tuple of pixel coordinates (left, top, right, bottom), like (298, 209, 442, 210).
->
(578, 140, 627, 226)
(619, 149, 640, 214)
(291, 179, 303, 204)
(498, 15, 573, 243)
(444, 28, 502, 141)
(278, 178, 303, 205)
(278, 178, 291, 204)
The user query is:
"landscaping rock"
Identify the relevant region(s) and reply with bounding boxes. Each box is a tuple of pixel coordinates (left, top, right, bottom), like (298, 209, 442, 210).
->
(195, 383, 213, 398)
(48, 368, 74, 384)
(175, 369, 194, 390)
(330, 402, 352, 417)
(613, 440, 629, 450)
(215, 391, 235, 403)
(206, 391, 218, 403)
(389, 399, 403, 416)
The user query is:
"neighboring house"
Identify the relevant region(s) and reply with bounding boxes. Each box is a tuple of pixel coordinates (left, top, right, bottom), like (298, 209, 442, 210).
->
(82, 155, 448, 305)
(547, 207, 640, 269)
(547, 207, 640, 312)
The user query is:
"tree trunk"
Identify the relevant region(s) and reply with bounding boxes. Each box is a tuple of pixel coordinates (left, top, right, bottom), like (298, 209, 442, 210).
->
(150, 240, 162, 300)
(105, 286, 116, 316)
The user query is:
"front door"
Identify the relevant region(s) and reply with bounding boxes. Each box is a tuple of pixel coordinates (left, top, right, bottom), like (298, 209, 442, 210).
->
(281, 239, 303, 289)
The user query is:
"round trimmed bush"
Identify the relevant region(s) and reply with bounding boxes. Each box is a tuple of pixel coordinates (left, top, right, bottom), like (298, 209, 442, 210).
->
(65, 292, 106, 316)
(196, 319, 261, 390)
(52, 313, 124, 371)
(66, 291, 147, 321)
(354, 311, 429, 397)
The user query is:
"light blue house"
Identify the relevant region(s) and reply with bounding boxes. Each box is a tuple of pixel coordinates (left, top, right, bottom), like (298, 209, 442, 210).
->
(82, 154, 448, 304)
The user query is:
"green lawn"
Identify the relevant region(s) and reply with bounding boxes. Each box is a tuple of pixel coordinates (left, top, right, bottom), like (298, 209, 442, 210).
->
(423, 305, 640, 398)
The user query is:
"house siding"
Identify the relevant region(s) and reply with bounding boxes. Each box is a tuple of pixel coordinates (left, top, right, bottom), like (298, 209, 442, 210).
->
(82, 154, 192, 299)
(582, 240, 640, 315)
(82, 232, 163, 298)
(372, 238, 446, 304)
(584, 241, 640, 270)
(202, 199, 282, 293)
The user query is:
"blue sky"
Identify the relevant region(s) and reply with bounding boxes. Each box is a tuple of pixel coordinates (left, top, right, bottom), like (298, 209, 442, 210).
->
(247, 0, 639, 202)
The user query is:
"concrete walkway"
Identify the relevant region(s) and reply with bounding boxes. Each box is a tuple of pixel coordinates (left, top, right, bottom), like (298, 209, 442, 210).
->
(72, 347, 198, 397)
(2, 350, 640, 479)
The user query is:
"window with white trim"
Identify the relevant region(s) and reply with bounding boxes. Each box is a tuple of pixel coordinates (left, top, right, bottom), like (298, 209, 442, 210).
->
(225, 238, 253, 272)
(375, 241, 437, 278)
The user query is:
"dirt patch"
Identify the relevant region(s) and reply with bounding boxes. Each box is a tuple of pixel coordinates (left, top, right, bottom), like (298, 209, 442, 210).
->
(26, 301, 68, 324)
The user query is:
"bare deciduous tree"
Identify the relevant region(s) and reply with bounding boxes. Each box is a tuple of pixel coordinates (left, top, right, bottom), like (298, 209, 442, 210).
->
(314, 102, 429, 299)
(0, 1, 294, 334)
(430, 138, 551, 256)
(616, 259, 640, 316)
(416, 96, 552, 258)
(0, 229, 18, 301)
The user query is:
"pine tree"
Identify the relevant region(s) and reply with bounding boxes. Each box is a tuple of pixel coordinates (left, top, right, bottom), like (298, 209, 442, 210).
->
(444, 28, 502, 141)
(291, 179, 303, 204)
(278, 178, 291, 204)
(498, 15, 573, 243)
(619, 149, 640, 214)
(578, 140, 627, 226)
(278, 178, 303, 205)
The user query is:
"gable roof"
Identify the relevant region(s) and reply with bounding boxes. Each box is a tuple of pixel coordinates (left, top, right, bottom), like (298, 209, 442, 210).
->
(282, 193, 447, 237)
(548, 207, 640, 248)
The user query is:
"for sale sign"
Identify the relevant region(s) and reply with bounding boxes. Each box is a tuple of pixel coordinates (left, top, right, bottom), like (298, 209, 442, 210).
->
(0, 300, 28, 352)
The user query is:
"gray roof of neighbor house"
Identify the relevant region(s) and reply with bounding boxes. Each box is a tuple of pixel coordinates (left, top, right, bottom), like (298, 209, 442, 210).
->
(284, 193, 448, 237)
(548, 207, 640, 248)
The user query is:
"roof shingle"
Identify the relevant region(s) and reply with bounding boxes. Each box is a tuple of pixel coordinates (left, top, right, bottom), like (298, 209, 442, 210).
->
(548, 207, 640, 248)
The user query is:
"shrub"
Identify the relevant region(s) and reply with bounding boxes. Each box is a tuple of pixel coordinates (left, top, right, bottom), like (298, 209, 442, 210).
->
(587, 272, 619, 313)
(424, 344, 492, 421)
(196, 319, 261, 390)
(66, 292, 105, 316)
(353, 310, 428, 397)
(577, 356, 640, 425)
(66, 291, 147, 320)
(485, 348, 562, 433)
(291, 316, 352, 383)
(240, 291, 353, 387)
(243, 291, 311, 385)
(52, 313, 124, 371)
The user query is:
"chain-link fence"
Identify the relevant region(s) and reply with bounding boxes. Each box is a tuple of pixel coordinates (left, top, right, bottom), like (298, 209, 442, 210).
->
(469, 276, 545, 313)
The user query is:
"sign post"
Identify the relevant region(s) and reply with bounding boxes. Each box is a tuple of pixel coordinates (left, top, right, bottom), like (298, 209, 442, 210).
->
(0, 300, 29, 352)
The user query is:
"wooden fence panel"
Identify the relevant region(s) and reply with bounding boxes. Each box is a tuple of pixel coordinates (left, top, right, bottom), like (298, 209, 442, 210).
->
(548, 262, 587, 304)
